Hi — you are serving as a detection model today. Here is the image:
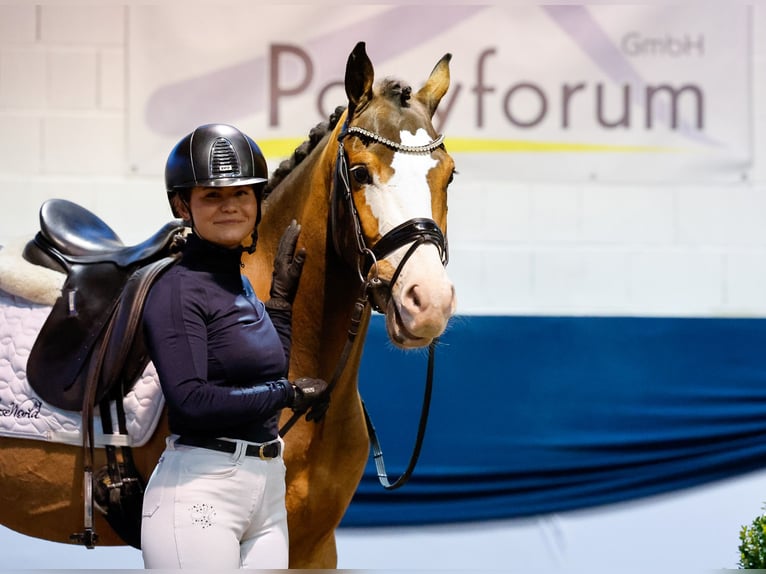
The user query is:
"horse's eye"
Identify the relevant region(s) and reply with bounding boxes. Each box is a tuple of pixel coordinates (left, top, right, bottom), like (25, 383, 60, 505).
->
(448, 169, 456, 185)
(350, 166, 371, 185)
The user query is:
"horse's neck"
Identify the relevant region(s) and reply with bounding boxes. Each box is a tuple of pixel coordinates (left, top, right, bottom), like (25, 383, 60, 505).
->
(249, 136, 367, 385)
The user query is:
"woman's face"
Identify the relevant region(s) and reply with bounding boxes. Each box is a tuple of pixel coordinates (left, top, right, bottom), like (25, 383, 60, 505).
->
(184, 185, 259, 249)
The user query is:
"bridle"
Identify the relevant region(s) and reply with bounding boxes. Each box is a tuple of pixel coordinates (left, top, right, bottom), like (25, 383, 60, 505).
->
(279, 117, 449, 490)
(330, 123, 448, 288)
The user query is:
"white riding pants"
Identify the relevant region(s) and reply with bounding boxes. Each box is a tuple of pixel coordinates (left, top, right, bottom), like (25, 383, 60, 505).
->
(140, 435, 289, 569)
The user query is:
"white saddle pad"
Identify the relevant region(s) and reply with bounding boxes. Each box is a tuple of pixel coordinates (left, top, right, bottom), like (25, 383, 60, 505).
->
(0, 289, 164, 448)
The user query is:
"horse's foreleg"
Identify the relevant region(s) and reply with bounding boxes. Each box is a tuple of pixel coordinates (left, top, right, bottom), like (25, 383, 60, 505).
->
(285, 458, 367, 567)
(288, 526, 338, 568)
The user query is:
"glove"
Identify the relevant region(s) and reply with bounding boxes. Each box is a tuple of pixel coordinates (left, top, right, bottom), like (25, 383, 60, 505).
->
(291, 377, 328, 412)
(266, 220, 306, 310)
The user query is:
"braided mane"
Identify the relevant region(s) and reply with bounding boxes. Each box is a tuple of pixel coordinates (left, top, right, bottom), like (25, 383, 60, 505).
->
(263, 106, 346, 200)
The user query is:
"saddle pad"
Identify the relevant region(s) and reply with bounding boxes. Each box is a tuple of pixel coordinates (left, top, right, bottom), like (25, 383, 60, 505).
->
(0, 289, 164, 447)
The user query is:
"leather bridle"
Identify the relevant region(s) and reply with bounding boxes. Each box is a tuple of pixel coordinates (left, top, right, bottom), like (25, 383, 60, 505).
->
(330, 122, 448, 286)
(279, 118, 449, 490)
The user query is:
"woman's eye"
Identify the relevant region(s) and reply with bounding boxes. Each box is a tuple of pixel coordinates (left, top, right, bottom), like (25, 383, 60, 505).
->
(350, 166, 371, 185)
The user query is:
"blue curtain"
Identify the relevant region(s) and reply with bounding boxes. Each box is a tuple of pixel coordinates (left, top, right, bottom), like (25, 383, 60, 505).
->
(341, 315, 766, 527)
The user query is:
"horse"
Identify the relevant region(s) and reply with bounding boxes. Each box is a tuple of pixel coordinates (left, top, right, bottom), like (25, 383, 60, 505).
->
(0, 41, 456, 568)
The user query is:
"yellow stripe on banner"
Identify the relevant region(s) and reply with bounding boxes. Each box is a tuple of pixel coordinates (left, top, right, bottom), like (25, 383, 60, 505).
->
(442, 138, 677, 154)
(257, 137, 677, 159)
(259, 138, 306, 159)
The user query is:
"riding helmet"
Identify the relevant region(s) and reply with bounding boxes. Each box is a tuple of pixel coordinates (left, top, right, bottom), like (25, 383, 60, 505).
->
(164, 123, 268, 219)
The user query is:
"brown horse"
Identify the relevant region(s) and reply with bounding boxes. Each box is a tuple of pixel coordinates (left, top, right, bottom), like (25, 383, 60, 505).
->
(0, 41, 456, 568)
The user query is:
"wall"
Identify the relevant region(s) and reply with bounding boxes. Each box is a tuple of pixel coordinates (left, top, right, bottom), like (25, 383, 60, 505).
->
(0, 4, 169, 245)
(446, 4, 766, 318)
(1, 4, 763, 322)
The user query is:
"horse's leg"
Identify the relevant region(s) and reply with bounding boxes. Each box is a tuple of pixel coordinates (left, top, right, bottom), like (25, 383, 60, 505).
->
(284, 397, 369, 568)
(289, 526, 339, 568)
(286, 469, 345, 569)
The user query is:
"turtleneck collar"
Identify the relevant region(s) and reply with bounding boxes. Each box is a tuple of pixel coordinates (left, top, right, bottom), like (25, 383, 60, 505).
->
(181, 233, 243, 274)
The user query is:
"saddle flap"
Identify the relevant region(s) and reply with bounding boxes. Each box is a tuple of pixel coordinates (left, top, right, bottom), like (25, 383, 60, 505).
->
(28, 262, 127, 410)
(27, 254, 180, 412)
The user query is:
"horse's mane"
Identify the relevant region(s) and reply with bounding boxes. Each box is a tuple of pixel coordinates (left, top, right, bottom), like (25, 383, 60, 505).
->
(263, 105, 346, 200)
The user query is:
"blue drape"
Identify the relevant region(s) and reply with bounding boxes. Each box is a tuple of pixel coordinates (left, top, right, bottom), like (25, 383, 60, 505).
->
(341, 315, 766, 527)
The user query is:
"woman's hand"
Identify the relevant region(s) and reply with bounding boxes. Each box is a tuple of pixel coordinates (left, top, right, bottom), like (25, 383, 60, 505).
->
(266, 219, 306, 310)
(290, 377, 329, 413)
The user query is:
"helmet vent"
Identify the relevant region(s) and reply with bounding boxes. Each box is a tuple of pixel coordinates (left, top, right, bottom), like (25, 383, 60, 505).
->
(209, 137, 242, 178)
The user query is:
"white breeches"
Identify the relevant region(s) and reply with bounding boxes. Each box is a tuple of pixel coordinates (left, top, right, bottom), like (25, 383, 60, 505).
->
(141, 435, 289, 569)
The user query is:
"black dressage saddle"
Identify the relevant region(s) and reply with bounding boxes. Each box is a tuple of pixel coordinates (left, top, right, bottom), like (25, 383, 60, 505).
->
(24, 198, 184, 411)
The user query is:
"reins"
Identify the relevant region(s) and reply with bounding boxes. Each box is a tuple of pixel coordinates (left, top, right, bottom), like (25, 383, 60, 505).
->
(280, 117, 446, 490)
(365, 338, 436, 490)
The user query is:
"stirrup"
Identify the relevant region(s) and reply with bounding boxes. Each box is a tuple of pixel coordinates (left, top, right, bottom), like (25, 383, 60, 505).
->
(71, 469, 99, 548)
(70, 528, 99, 549)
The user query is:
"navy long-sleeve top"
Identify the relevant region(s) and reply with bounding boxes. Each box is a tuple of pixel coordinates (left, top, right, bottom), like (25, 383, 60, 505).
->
(143, 234, 294, 443)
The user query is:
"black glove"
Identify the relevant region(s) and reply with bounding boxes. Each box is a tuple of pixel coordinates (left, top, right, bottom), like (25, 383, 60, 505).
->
(266, 220, 306, 310)
(291, 377, 328, 412)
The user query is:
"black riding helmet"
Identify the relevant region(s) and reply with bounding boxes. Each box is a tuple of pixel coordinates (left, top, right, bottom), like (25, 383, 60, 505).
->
(165, 123, 268, 252)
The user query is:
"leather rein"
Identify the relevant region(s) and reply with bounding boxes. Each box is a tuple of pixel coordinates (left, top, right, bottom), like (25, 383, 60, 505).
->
(279, 119, 448, 490)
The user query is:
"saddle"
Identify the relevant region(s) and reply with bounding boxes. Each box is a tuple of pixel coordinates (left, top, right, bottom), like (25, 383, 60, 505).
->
(23, 198, 185, 549)
(25, 198, 184, 410)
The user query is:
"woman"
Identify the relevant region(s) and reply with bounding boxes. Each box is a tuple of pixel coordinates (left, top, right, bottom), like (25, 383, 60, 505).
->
(140, 123, 327, 569)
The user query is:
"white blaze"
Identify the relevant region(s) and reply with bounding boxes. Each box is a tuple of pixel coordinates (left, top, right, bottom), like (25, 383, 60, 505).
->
(362, 128, 454, 346)
(364, 128, 437, 240)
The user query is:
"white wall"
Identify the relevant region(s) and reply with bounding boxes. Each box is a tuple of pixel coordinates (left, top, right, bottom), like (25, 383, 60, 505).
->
(0, 4, 171, 246)
(447, 3, 766, 317)
(1, 4, 764, 320)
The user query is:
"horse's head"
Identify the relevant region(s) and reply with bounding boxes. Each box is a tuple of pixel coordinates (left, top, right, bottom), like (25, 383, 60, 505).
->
(330, 42, 457, 349)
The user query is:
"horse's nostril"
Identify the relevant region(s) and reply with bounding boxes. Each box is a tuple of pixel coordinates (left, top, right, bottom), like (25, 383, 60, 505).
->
(408, 285, 422, 310)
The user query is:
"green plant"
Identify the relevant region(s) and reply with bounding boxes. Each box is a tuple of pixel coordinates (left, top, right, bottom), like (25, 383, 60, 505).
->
(739, 506, 766, 568)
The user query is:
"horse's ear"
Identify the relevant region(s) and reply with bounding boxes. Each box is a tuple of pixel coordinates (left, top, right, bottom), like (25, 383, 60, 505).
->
(345, 41, 374, 117)
(415, 53, 452, 117)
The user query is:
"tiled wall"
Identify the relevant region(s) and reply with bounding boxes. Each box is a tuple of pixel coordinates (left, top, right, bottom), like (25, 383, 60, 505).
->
(0, 5, 167, 241)
(448, 4, 766, 317)
(1, 4, 764, 319)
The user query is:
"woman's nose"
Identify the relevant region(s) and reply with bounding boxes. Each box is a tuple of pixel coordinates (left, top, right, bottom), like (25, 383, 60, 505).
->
(220, 196, 237, 210)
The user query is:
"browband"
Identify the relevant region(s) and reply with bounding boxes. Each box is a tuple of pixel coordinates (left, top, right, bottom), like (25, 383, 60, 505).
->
(346, 126, 444, 154)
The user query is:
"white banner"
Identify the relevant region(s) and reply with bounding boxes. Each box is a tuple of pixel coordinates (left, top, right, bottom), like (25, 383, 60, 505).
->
(129, 4, 752, 182)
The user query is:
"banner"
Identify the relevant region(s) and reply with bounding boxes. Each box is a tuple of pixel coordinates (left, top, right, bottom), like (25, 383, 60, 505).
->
(129, 4, 752, 182)
(344, 314, 766, 526)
